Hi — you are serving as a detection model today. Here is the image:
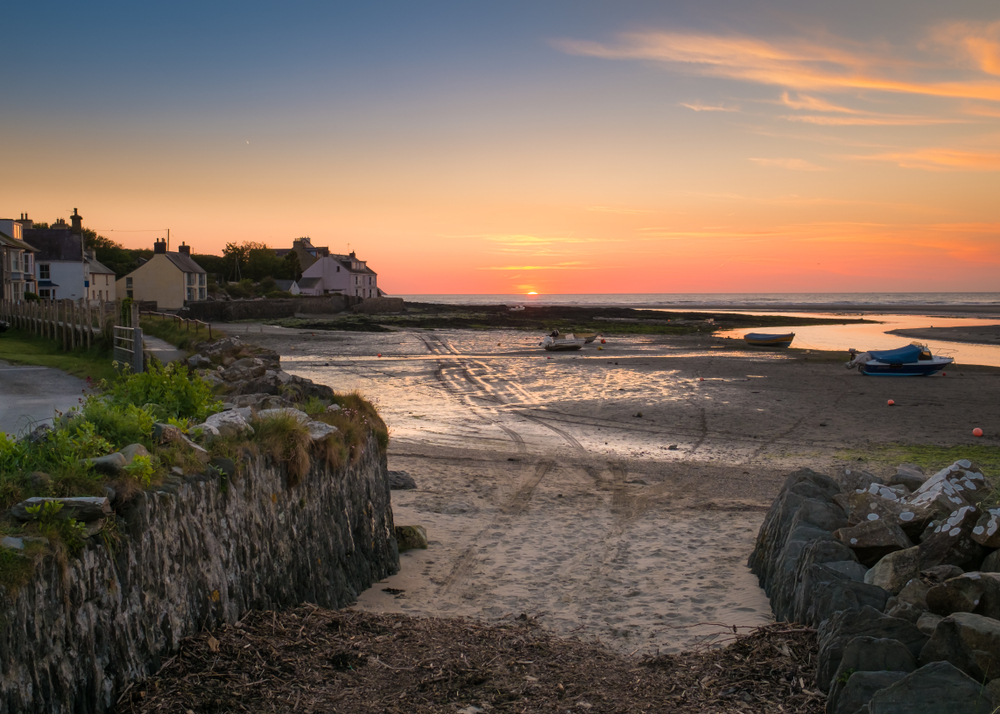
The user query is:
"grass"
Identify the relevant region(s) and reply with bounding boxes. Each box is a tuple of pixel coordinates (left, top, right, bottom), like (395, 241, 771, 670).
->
(0, 328, 119, 382)
(140, 317, 226, 352)
(835, 442, 1000, 475)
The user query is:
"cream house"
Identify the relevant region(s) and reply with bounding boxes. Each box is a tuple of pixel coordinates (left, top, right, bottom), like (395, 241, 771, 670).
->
(85, 250, 117, 304)
(116, 240, 206, 310)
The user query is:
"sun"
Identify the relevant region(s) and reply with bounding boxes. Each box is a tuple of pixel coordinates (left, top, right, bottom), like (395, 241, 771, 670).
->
(527, 291, 538, 295)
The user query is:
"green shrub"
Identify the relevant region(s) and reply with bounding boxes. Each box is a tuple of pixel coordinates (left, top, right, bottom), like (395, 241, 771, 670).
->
(104, 361, 222, 422)
(80, 399, 156, 450)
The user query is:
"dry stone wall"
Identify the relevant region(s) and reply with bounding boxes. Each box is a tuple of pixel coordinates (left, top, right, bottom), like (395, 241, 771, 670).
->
(0, 437, 397, 714)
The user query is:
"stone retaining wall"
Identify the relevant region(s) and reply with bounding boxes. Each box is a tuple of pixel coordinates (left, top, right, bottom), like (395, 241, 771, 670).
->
(186, 295, 362, 322)
(749, 465, 997, 713)
(0, 437, 397, 714)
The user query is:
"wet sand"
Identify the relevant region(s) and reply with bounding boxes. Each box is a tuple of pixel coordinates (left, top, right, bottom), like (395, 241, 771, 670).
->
(891, 323, 1000, 346)
(230, 323, 1000, 654)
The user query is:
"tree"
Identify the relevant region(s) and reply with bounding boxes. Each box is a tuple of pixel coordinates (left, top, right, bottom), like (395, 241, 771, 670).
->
(279, 250, 301, 280)
(83, 229, 151, 278)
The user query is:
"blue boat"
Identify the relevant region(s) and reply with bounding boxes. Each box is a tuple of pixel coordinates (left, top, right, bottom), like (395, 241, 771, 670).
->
(846, 343, 953, 376)
(743, 332, 795, 348)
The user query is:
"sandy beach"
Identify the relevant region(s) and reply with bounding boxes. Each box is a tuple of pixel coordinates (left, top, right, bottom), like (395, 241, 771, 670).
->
(234, 320, 1000, 655)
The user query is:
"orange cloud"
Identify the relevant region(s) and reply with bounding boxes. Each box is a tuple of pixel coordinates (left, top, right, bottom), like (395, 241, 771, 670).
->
(679, 101, 740, 112)
(479, 262, 595, 271)
(933, 22, 1000, 76)
(555, 30, 1000, 101)
(858, 148, 1000, 170)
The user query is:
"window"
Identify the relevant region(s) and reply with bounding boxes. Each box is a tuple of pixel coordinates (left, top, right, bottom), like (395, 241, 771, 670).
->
(40, 289, 51, 298)
(126, 277, 133, 288)
(336, 266, 340, 272)
(39, 264, 50, 280)
(127, 290, 133, 298)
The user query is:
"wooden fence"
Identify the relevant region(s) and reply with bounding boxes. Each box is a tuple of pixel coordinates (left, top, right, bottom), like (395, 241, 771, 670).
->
(140, 310, 213, 341)
(0, 298, 117, 352)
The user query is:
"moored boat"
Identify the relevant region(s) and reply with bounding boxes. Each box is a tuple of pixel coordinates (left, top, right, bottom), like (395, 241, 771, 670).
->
(541, 330, 585, 351)
(743, 332, 795, 348)
(845, 343, 953, 376)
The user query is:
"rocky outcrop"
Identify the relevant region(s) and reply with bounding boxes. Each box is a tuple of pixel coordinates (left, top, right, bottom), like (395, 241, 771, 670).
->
(0, 435, 397, 714)
(750, 460, 1000, 712)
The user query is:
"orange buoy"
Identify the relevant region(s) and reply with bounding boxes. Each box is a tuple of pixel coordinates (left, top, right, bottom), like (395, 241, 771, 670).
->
(887, 399, 895, 406)
(973, 428, 984, 437)
(601, 339, 606, 344)
(377, 353, 382, 357)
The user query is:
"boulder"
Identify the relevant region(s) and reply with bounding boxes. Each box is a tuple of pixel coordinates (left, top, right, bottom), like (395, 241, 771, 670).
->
(846, 489, 910, 529)
(918, 507, 989, 572)
(80, 452, 127, 477)
(834, 520, 913, 566)
(904, 460, 988, 522)
(257, 408, 310, 424)
(888, 463, 926, 492)
(924, 564, 965, 582)
(817, 606, 928, 692)
(188, 353, 212, 369)
(830, 636, 917, 686)
(388, 470, 417, 490)
(119, 443, 151, 467)
(885, 600, 923, 623)
(204, 410, 254, 438)
(838, 468, 882, 492)
(395, 525, 428, 552)
(927, 572, 1000, 620)
(868, 661, 993, 713)
(306, 421, 338, 441)
(982, 550, 1000, 574)
(792, 561, 888, 626)
(152, 422, 184, 445)
(916, 611, 944, 636)
(10, 496, 113, 522)
(896, 578, 931, 610)
(920, 612, 1000, 682)
(827, 670, 907, 714)
(972, 508, 1000, 549)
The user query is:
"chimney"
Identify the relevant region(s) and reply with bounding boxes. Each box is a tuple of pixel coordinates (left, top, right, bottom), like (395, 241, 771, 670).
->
(71, 208, 83, 235)
(17, 213, 33, 230)
(178, 242, 190, 255)
(154, 238, 167, 254)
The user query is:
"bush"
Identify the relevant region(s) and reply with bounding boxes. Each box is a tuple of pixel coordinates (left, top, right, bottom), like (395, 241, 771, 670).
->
(104, 361, 222, 422)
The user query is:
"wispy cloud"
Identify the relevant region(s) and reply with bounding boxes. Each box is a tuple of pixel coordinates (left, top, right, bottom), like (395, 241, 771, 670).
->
(483, 234, 607, 246)
(586, 205, 655, 214)
(680, 101, 740, 112)
(857, 147, 1000, 171)
(748, 157, 826, 171)
(554, 28, 1000, 102)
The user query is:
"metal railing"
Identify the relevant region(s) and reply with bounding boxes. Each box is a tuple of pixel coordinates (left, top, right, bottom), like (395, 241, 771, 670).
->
(140, 310, 213, 340)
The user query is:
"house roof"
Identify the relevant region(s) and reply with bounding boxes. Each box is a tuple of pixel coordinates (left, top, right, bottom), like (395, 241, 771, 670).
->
(164, 253, 207, 274)
(274, 279, 297, 291)
(23, 229, 84, 261)
(0, 230, 38, 252)
(298, 277, 323, 289)
(86, 257, 115, 275)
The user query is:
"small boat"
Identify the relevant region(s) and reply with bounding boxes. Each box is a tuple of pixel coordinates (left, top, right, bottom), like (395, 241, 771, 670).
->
(845, 343, 953, 377)
(743, 332, 795, 348)
(541, 330, 585, 351)
(575, 332, 601, 344)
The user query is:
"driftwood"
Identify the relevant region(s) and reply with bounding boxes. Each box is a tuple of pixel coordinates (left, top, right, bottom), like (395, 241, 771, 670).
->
(10, 496, 112, 523)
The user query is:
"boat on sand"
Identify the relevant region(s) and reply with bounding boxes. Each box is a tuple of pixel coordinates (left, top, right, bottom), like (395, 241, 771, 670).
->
(743, 332, 795, 348)
(845, 343, 953, 376)
(541, 331, 585, 351)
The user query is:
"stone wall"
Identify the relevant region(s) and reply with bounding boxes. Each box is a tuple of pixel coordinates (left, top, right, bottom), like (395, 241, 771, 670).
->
(186, 295, 362, 322)
(0, 437, 397, 714)
(350, 297, 405, 314)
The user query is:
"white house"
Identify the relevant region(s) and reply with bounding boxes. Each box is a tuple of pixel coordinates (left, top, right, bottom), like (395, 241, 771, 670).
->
(300, 251, 378, 298)
(85, 250, 117, 304)
(22, 209, 88, 301)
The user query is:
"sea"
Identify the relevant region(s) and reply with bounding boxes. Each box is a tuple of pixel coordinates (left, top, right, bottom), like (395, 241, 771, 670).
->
(398, 293, 1000, 368)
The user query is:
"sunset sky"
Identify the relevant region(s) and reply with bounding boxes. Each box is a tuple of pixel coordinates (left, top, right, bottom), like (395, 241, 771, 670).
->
(3, 1, 999, 294)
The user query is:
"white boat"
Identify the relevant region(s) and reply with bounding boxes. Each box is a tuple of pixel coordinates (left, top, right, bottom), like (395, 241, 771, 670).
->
(541, 331, 585, 351)
(845, 343, 953, 377)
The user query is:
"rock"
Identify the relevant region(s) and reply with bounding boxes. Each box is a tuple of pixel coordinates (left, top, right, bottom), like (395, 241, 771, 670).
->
(119, 443, 151, 466)
(204, 410, 254, 438)
(927, 572, 1000, 619)
(973, 508, 1000, 549)
(1, 536, 25, 550)
(817, 606, 928, 692)
(209, 457, 237, 480)
(835, 520, 913, 567)
(152, 422, 184, 445)
(904, 460, 989, 522)
(983, 550, 1000, 574)
(866, 547, 922, 594)
(838, 468, 882, 492)
(868, 661, 993, 713)
(276, 370, 293, 385)
(896, 578, 931, 610)
(388, 470, 417, 490)
(921, 612, 1000, 681)
(188, 353, 212, 369)
(889, 463, 926, 492)
(918, 506, 989, 571)
(326, 403, 341, 413)
(26, 424, 53, 444)
(886, 601, 924, 623)
(10, 496, 113, 522)
(794, 562, 889, 626)
(830, 636, 917, 686)
(191, 423, 221, 440)
(827, 670, 907, 714)
(923, 564, 965, 582)
(79, 452, 127, 476)
(395, 525, 428, 552)
(306, 421, 338, 441)
(916, 611, 944, 636)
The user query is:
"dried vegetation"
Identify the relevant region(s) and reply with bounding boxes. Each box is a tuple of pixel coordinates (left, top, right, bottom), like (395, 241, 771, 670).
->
(116, 606, 822, 714)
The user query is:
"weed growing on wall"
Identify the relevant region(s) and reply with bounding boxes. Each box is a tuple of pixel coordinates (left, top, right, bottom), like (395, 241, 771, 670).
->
(104, 361, 223, 422)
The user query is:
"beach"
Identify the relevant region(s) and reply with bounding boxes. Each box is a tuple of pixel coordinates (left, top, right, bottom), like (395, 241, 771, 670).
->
(236, 314, 1000, 655)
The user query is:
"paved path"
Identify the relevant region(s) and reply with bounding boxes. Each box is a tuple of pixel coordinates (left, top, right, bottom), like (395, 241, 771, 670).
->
(143, 335, 187, 365)
(0, 361, 89, 436)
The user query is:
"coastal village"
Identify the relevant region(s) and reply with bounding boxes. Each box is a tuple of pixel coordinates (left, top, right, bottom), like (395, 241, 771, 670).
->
(1, 209, 383, 312)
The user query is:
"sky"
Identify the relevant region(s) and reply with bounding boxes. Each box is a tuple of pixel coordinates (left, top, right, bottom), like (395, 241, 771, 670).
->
(3, 0, 1000, 294)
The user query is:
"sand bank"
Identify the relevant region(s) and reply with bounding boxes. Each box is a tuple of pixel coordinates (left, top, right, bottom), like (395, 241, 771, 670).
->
(227, 323, 1000, 654)
(890, 323, 1000, 346)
